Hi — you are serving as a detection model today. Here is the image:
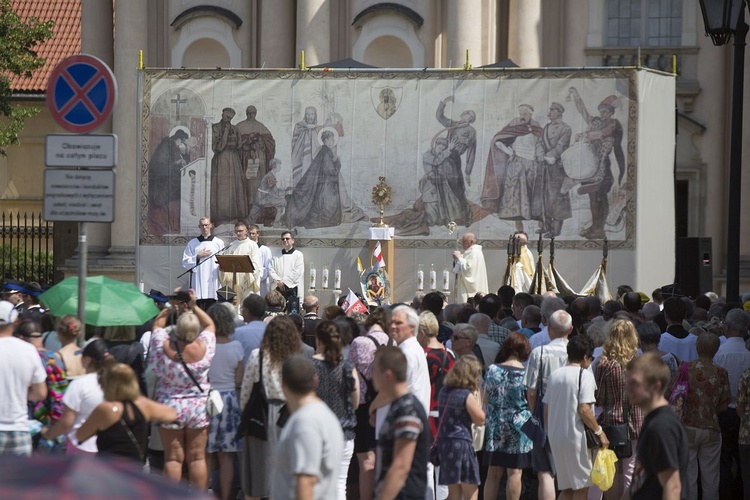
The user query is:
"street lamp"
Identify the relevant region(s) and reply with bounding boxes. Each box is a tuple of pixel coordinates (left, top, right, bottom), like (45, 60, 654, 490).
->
(699, 0, 745, 45)
(698, 0, 747, 302)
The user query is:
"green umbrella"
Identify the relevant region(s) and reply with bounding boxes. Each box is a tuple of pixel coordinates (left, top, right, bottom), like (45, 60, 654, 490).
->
(39, 276, 160, 326)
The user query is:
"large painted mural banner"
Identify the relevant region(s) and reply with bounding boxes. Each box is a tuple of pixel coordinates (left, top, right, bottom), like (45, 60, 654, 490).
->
(140, 69, 637, 249)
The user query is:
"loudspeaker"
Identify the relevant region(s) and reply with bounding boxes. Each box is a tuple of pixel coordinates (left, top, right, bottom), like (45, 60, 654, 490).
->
(676, 237, 713, 299)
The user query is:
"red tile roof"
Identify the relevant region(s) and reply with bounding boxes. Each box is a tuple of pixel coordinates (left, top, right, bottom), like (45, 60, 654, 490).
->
(8, 0, 81, 93)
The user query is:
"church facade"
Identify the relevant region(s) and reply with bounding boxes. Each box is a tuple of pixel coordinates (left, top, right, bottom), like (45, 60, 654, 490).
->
(5, 0, 748, 295)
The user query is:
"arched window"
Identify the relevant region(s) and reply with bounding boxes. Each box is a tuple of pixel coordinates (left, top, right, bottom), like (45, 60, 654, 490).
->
(352, 6, 425, 68)
(171, 12, 242, 67)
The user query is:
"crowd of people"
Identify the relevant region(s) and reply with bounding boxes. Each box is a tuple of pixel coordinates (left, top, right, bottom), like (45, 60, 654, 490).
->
(2, 239, 750, 500)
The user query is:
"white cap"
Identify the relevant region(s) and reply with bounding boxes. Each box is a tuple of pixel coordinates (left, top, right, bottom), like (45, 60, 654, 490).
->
(0, 300, 19, 325)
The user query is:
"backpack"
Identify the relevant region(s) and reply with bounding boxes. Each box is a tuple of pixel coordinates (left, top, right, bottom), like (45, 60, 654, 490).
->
(33, 351, 69, 425)
(668, 362, 689, 421)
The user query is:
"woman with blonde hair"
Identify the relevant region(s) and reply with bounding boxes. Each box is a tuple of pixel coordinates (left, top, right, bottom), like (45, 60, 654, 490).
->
(594, 319, 643, 499)
(435, 354, 485, 500)
(77, 363, 176, 462)
(146, 293, 216, 489)
(239, 315, 301, 500)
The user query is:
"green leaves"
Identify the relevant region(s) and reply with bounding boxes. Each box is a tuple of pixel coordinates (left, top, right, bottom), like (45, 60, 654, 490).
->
(0, 0, 54, 155)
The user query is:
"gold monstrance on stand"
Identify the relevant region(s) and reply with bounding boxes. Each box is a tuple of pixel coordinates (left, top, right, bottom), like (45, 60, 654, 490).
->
(372, 176, 392, 227)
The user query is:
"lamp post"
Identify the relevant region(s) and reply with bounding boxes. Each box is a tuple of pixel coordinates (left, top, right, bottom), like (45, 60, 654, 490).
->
(698, 0, 747, 302)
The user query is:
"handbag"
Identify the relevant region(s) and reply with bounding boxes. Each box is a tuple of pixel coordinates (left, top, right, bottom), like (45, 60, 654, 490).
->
(579, 368, 600, 449)
(174, 339, 223, 417)
(237, 351, 269, 440)
(598, 362, 633, 459)
(471, 390, 485, 451)
(669, 362, 689, 421)
(520, 412, 546, 448)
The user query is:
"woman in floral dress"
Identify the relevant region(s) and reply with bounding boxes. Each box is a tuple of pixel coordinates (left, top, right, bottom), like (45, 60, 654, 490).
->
(483, 332, 533, 500)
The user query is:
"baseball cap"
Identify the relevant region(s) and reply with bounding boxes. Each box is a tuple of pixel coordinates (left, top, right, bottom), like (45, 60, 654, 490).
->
(0, 300, 19, 325)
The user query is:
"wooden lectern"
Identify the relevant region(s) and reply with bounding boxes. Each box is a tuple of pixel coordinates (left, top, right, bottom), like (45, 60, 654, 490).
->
(216, 255, 255, 298)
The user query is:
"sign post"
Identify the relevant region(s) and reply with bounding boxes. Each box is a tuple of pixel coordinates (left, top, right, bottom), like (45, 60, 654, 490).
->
(45, 54, 117, 328)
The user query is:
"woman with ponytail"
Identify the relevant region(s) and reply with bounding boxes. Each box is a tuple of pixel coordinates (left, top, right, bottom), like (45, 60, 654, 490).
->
(312, 320, 360, 500)
(77, 362, 176, 462)
(40, 338, 115, 454)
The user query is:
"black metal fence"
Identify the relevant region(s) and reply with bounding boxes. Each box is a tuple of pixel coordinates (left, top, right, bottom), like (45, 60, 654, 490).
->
(0, 212, 54, 285)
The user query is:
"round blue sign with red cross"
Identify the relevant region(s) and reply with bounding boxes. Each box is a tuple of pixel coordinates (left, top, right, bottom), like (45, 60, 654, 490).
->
(46, 54, 117, 134)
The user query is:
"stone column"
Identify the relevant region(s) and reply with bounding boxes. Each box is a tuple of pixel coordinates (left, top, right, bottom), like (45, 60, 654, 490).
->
(508, 0, 541, 67)
(260, 0, 296, 67)
(296, 0, 331, 66)
(108, 0, 148, 280)
(79, 0, 114, 255)
(445, 0, 482, 67)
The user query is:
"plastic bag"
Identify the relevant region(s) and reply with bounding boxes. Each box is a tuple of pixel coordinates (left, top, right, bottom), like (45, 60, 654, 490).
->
(591, 449, 618, 491)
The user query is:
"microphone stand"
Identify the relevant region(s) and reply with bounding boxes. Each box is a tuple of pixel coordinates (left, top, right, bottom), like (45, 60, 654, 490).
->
(177, 242, 232, 288)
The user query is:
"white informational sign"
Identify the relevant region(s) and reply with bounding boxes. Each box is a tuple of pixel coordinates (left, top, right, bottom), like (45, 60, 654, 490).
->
(45, 134, 117, 168)
(44, 169, 115, 222)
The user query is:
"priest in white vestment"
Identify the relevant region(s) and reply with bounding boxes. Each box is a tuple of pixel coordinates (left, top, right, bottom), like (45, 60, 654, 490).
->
(219, 221, 262, 312)
(452, 233, 489, 303)
(182, 217, 224, 309)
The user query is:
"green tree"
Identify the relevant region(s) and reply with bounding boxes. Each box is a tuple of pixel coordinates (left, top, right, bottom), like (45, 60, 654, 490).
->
(0, 0, 54, 155)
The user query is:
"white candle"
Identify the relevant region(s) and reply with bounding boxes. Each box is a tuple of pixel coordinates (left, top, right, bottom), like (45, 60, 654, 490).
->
(442, 269, 450, 291)
(309, 267, 317, 290)
(334, 266, 341, 290)
(417, 268, 424, 291)
(322, 267, 329, 290)
(429, 266, 437, 291)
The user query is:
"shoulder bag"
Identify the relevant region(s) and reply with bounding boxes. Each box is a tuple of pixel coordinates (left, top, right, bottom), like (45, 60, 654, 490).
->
(174, 340, 224, 417)
(600, 363, 633, 459)
(579, 367, 600, 449)
(237, 351, 269, 440)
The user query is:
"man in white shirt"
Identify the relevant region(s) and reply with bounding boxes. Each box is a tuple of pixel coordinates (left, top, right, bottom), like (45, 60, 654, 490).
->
(269, 231, 304, 300)
(0, 301, 47, 456)
(524, 309, 572, 500)
(714, 308, 750, 498)
(658, 297, 698, 362)
(529, 296, 566, 350)
(219, 221, 262, 313)
(182, 217, 224, 310)
(452, 233, 489, 303)
(248, 224, 273, 297)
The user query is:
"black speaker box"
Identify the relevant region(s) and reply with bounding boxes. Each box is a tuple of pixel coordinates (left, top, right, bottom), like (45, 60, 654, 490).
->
(676, 237, 713, 299)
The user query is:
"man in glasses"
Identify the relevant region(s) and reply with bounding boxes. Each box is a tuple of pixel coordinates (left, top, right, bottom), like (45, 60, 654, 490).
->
(182, 217, 224, 310)
(219, 221, 262, 312)
(269, 231, 304, 300)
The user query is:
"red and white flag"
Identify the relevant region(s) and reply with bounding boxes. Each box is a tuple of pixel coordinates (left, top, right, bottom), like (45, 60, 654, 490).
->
(342, 288, 368, 315)
(373, 242, 386, 269)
